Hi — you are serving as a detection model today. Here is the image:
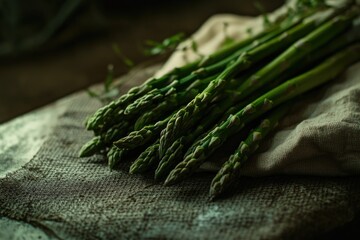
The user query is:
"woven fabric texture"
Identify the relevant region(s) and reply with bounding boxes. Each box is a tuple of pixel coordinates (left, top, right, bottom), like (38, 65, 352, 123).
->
(0, 65, 359, 240)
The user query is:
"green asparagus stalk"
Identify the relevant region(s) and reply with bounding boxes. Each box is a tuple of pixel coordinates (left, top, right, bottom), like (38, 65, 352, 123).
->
(155, 137, 186, 180)
(80, 76, 217, 157)
(79, 136, 104, 157)
(164, 43, 360, 185)
(209, 102, 292, 200)
(232, 9, 358, 101)
(129, 75, 218, 129)
(85, 6, 315, 133)
(80, 76, 238, 157)
(114, 114, 173, 150)
(131, 73, 260, 175)
(134, 77, 215, 130)
(155, 20, 360, 176)
(123, 7, 319, 121)
(107, 146, 127, 170)
(133, 60, 273, 132)
(83, 33, 257, 132)
(80, 9, 359, 159)
(159, 7, 345, 158)
(115, 75, 247, 151)
(85, 87, 146, 131)
(78, 121, 131, 157)
(92, 73, 216, 134)
(133, 72, 257, 177)
(221, 22, 360, 121)
(155, 89, 250, 180)
(155, 78, 275, 180)
(129, 140, 160, 174)
(197, 7, 308, 67)
(102, 121, 132, 144)
(134, 93, 190, 131)
(131, 87, 249, 176)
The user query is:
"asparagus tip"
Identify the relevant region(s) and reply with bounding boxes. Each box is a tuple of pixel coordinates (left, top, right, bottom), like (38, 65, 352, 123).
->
(78, 145, 93, 158)
(78, 150, 86, 158)
(163, 176, 176, 186)
(164, 170, 182, 186)
(78, 136, 102, 158)
(129, 165, 137, 174)
(108, 155, 117, 170)
(209, 187, 220, 201)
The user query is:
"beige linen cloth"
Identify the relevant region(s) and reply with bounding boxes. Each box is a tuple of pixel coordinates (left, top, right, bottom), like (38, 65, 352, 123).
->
(156, 4, 360, 177)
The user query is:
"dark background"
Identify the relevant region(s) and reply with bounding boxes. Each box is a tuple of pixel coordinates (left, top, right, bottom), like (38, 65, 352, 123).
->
(0, 0, 284, 123)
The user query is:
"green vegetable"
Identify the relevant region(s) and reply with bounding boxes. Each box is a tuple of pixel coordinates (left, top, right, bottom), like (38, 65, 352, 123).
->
(114, 115, 172, 150)
(107, 146, 127, 170)
(129, 140, 160, 174)
(164, 43, 360, 185)
(84, 5, 310, 133)
(159, 7, 344, 158)
(209, 102, 292, 200)
(78, 1, 359, 200)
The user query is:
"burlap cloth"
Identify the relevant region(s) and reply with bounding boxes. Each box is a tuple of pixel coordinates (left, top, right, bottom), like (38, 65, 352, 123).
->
(0, 61, 359, 239)
(1, 3, 360, 239)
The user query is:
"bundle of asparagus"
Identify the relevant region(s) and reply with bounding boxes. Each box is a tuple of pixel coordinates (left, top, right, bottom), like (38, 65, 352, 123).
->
(79, 0, 360, 199)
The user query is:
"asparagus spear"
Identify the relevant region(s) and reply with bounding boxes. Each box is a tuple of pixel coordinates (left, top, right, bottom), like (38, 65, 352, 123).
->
(107, 146, 127, 170)
(80, 75, 218, 156)
(78, 121, 131, 157)
(85, 83, 153, 131)
(129, 140, 160, 174)
(221, 22, 360, 121)
(129, 85, 258, 174)
(134, 91, 193, 131)
(114, 114, 173, 150)
(82, 23, 360, 160)
(155, 55, 300, 178)
(80, 9, 359, 159)
(79, 136, 104, 157)
(83, 31, 261, 132)
(115, 74, 247, 151)
(130, 74, 257, 175)
(155, 72, 282, 180)
(164, 43, 360, 185)
(126, 74, 218, 127)
(134, 76, 216, 130)
(80, 76, 216, 156)
(80, 76, 236, 157)
(92, 73, 216, 134)
(155, 87, 253, 180)
(123, 7, 321, 121)
(159, 7, 345, 158)
(130, 87, 250, 176)
(85, 6, 314, 133)
(232, 9, 358, 101)
(209, 102, 292, 200)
